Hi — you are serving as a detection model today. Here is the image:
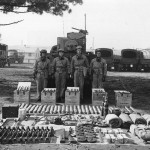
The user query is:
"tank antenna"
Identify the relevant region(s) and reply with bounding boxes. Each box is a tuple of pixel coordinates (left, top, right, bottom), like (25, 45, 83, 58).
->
(63, 18, 65, 37)
(85, 13, 86, 31)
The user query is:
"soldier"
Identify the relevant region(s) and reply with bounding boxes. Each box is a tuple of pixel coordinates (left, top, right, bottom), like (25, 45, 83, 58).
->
(52, 49, 70, 103)
(33, 49, 50, 101)
(71, 45, 89, 101)
(90, 49, 107, 88)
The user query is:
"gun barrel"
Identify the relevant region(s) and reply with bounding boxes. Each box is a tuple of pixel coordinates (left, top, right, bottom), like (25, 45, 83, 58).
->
(72, 27, 80, 31)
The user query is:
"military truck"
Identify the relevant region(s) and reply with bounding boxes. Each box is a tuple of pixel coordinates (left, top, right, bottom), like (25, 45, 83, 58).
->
(8, 49, 24, 64)
(138, 49, 150, 72)
(120, 49, 141, 71)
(0, 43, 8, 67)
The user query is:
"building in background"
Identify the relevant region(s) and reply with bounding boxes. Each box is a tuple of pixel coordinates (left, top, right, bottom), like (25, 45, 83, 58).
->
(23, 48, 40, 63)
(8, 45, 50, 63)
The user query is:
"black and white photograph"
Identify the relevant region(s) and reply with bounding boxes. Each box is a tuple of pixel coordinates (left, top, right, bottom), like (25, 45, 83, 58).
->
(0, 0, 150, 149)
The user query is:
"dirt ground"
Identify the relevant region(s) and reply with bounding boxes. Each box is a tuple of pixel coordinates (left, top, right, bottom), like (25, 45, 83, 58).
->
(0, 63, 150, 113)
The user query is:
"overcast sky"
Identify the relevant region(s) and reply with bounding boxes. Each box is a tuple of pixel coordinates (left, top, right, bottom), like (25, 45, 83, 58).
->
(0, 0, 150, 50)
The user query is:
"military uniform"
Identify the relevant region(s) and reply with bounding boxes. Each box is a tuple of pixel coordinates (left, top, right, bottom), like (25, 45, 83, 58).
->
(52, 56, 70, 102)
(33, 57, 50, 100)
(90, 57, 107, 88)
(71, 54, 89, 100)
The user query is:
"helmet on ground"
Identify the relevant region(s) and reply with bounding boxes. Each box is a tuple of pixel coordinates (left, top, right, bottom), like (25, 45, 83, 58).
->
(76, 46, 82, 50)
(40, 49, 47, 54)
(58, 49, 65, 53)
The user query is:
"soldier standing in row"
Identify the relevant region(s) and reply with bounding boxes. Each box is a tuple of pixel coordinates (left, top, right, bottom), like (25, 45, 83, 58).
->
(71, 46, 89, 101)
(33, 49, 50, 101)
(52, 49, 70, 103)
(90, 49, 107, 88)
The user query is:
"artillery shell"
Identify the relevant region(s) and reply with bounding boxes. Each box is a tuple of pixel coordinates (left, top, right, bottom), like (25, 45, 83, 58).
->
(41, 105, 47, 113)
(85, 105, 89, 114)
(50, 105, 54, 114)
(89, 105, 94, 114)
(45, 105, 50, 114)
(81, 105, 85, 114)
(57, 105, 61, 114)
(37, 105, 43, 114)
(96, 106, 101, 115)
(33, 105, 39, 113)
(69, 105, 73, 114)
(53, 105, 57, 114)
(77, 105, 81, 114)
(73, 105, 78, 114)
(66, 105, 69, 114)
(61, 105, 65, 114)
(92, 106, 97, 114)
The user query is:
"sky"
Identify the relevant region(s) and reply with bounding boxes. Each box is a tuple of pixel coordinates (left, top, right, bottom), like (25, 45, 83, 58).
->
(0, 0, 150, 51)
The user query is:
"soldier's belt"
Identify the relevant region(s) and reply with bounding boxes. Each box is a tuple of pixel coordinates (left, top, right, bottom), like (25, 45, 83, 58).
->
(93, 69, 102, 74)
(37, 70, 47, 73)
(75, 67, 83, 71)
(56, 68, 66, 72)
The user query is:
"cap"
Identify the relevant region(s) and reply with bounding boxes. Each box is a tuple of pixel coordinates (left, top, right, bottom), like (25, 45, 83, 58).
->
(58, 49, 65, 52)
(76, 46, 82, 49)
(40, 49, 47, 53)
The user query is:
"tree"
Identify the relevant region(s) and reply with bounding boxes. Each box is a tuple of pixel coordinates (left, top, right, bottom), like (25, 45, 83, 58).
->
(0, 0, 83, 16)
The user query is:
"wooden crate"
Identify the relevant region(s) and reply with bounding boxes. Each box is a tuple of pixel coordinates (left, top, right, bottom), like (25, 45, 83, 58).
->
(92, 88, 107, 106)
(65, 87, 80, 105)
(14, 90, 30, 104)
(41, 88, 56, 104)
(115, 90, 132, 107)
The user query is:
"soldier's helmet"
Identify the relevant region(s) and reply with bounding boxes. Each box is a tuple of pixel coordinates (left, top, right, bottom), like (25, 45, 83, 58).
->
(40, 49, 47, 54)
(76, 45, 82, 50)
(58, 49, 65, 53)
(95, 48, 101, 54)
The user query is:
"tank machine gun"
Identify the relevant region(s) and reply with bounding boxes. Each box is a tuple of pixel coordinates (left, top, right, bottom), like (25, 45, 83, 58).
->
(72, 27, 88, 35)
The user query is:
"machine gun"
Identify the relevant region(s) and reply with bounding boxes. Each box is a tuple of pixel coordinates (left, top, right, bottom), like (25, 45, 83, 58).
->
(72, 27, 88, 35)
